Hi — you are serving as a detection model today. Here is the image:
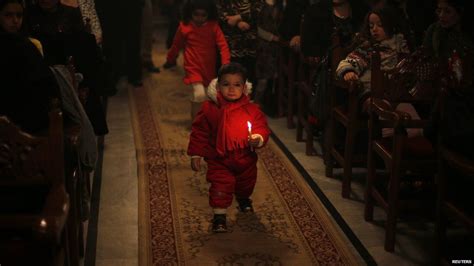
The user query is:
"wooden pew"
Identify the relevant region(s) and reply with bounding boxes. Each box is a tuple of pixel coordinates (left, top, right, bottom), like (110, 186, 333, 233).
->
(296, 56, 318, 156)
(322, 33, 367, 198)
(277, 43, 299, 129)
(364, 49, 438, 252)
(0, 102, 70, 265)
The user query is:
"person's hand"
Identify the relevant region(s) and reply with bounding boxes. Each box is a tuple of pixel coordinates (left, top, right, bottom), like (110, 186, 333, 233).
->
(163, 61, 176, 69)
(289, 35, 301, 51)
(343, 72, 359, 82)
(237, 21, 250, 31)
(271, 35, 280, 42)
(226, 14, 242, 26)
(248, 135, 261, 148)
(191, 157, 201, 171)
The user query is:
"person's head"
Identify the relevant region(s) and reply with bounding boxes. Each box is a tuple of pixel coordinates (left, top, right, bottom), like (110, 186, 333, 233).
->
(217, 63, 248, 102)
(436, 0, 464, 28)
(0, 0, 24, 33)
(361, 7, 399, 42)
(182, 0, 217, 25)
(38, 0, 59, 12)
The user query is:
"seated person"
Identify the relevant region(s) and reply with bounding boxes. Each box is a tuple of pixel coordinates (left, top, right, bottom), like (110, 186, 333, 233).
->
(423, 0, 474, 159)
(0, 0, 43, 54)
(27, 0, 84, 37)
(0, 32, 60, 133)
(335, 7, 422, 137)
(301, 0, 369, 131)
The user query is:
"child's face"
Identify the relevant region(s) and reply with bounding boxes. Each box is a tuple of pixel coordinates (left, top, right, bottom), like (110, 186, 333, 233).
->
(369, 13, 388, 42)
(192, 9, 208, 26)
(218, 73, 245, 102)
(0, 3, 23, 33)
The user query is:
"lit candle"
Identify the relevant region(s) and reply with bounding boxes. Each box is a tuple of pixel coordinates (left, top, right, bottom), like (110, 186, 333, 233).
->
(247, 121, 253, 151)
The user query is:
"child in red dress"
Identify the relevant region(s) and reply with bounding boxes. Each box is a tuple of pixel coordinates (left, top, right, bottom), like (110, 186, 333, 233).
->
(187, 63, 271, 232)
(164, 0, 231, 121)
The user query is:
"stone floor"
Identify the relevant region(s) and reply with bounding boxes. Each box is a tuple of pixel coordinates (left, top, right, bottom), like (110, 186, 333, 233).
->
(95, 79, 139, 266)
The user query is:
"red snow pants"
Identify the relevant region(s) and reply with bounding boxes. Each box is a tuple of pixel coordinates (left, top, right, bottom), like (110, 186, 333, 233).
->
(205, 151, 258, 209)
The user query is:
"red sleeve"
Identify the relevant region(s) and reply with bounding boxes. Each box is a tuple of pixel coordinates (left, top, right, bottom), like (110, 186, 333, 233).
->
(187, 102, 218, 158)
(252, 106, 271, 147)
(215, 24, 231, 65)
(166, 24, 184, 63)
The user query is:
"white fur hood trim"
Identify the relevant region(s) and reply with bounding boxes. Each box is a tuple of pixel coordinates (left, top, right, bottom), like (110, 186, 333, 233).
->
(206, 78, 253, 103)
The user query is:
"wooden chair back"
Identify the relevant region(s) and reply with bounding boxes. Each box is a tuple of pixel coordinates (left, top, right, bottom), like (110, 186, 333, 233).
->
(277, 42, 299, 128)
(0, 99, 64, 186)
(324, 32, 366, 198)
(365, 49, 439, 252)
(0, 100, 70, 265)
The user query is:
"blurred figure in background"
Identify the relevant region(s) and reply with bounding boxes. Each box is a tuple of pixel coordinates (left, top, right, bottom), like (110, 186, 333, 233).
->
(95, 0, 144, 88)
(142, 0, 160, 73)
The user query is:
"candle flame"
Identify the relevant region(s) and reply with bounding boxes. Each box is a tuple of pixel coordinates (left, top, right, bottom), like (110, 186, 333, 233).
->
(247, 121, 252, 130)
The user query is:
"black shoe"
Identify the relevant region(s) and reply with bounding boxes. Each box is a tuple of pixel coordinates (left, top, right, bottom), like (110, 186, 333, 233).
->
(143, 62, 160, 73)
(212, 214, 227, 233)
(237, 198, 254, 213)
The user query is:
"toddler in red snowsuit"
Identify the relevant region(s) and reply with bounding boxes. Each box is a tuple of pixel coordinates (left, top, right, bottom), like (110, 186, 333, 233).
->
(164, 0, 230, 121)
(187, 63, 271, 232)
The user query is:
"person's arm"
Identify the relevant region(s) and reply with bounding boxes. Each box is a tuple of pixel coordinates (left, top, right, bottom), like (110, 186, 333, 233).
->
(187, 102, 218, 158)
(258, 27, 278, 42)
(336, 46, 369, 81)
(166, 24, 185, 64)
(241, 0, 263, 28)
(249, 106, 271, 148)
(215, 24, 231, 65)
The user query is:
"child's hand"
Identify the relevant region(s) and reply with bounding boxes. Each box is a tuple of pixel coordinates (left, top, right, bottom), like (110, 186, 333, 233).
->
(163, 61, 176, 69)
(343, 72, 359, 82)
(226, 15, 242, 26)
(248, 134, 261, 148)
(289, 35, 301, 50)
(191, 157, 201, 171)
(237, 21, 250, 31)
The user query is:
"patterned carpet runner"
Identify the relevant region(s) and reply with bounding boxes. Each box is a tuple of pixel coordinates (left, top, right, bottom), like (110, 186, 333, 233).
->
(129, 48, 359, 266)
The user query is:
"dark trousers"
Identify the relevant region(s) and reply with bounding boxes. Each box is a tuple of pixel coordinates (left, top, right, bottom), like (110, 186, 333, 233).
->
(96, 1, 143, 84)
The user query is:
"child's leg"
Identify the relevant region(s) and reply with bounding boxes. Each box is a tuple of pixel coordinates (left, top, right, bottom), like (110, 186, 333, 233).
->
(206, 158, 236, 210)
(190, 83, 207, 121)
(234, 154, 258, 200)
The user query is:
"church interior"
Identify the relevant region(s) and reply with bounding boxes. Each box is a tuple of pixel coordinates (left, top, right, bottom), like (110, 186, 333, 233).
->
(0, 0, 473, 265)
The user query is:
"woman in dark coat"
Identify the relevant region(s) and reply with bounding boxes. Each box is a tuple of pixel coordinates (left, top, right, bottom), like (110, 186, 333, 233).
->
(300, 0, 369, 135)
(424, 0, 474, 159)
